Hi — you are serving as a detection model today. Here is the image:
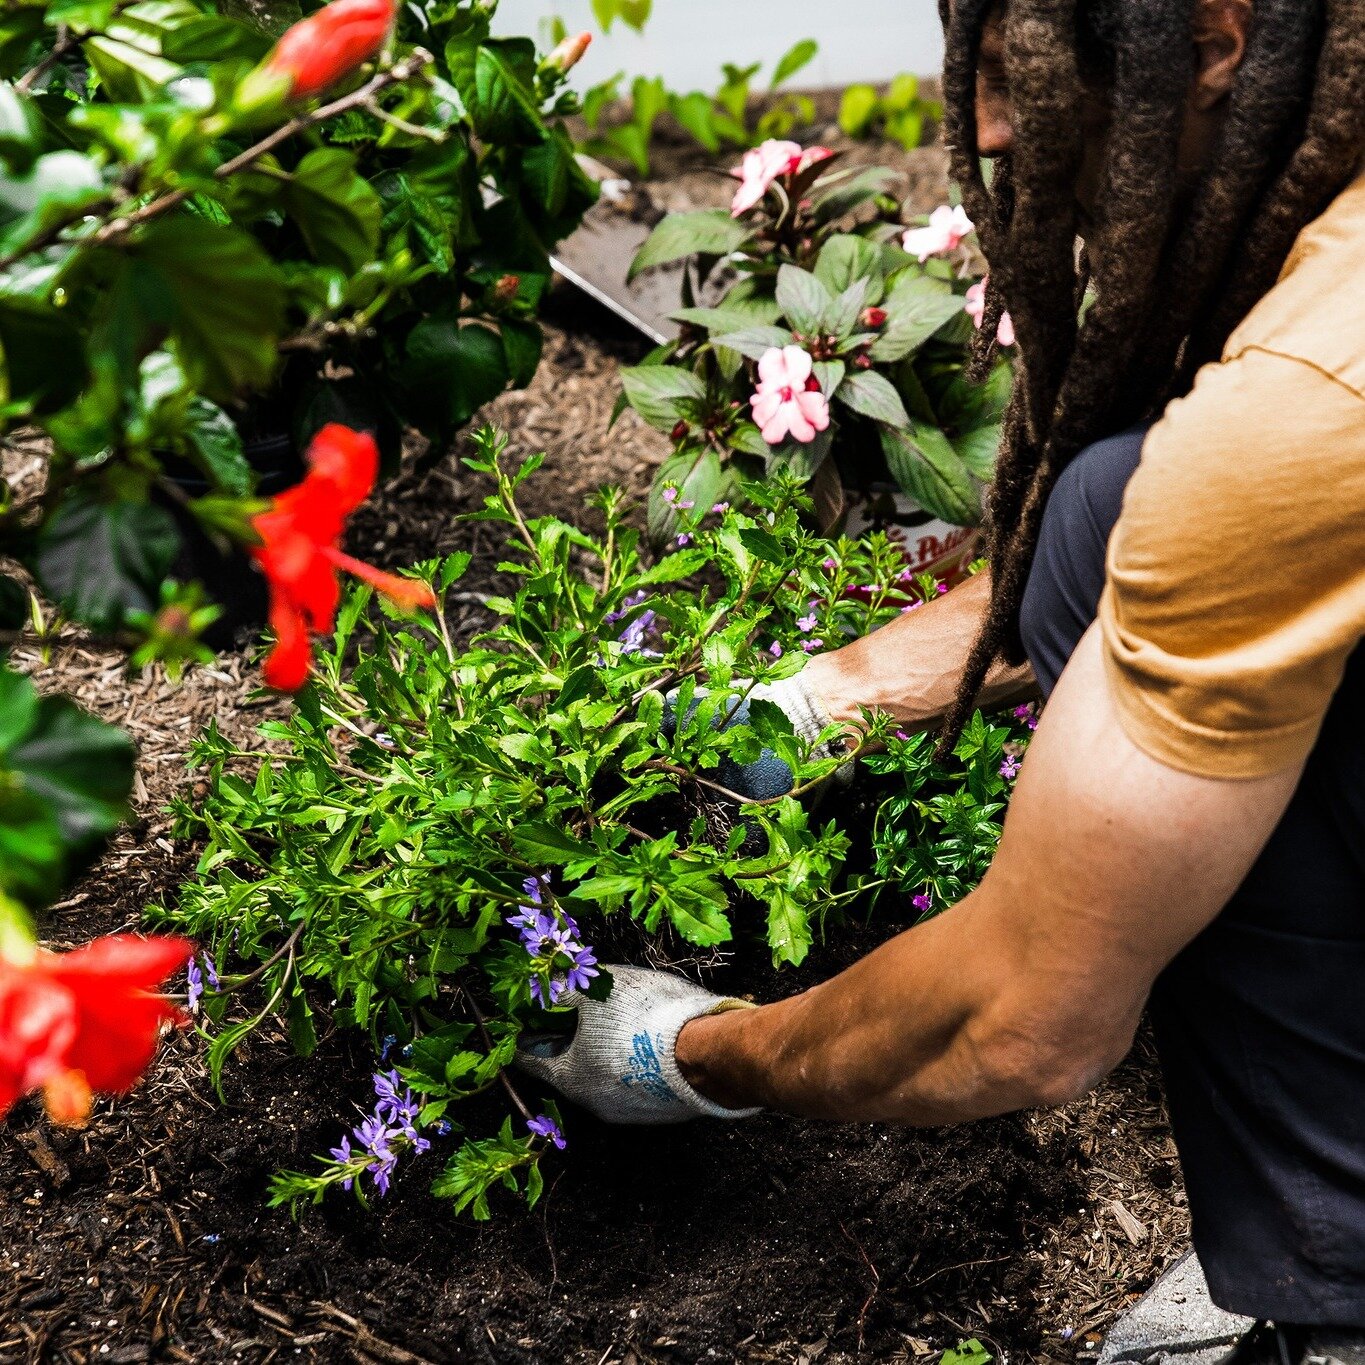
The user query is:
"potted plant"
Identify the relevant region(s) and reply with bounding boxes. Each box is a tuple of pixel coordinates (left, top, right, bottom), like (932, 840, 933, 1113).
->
(617, 141, 1014, 579)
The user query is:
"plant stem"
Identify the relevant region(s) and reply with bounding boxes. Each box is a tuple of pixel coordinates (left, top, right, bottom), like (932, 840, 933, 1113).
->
(464, 990, 537, 1125)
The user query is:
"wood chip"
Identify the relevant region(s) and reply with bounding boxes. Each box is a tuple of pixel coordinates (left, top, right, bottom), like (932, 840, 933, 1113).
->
(1108, 1199, 1148, 1246)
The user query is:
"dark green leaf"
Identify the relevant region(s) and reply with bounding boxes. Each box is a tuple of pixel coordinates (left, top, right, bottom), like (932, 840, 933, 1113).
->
(881, 423, 982, 526)
(870, 273, 963, 362)
(708, 326, 794, 361)
(34, 492, 180, 631)
(618, 364, 706, 433)
(281, 148, 383, 273)
(403, 318, 509, 435)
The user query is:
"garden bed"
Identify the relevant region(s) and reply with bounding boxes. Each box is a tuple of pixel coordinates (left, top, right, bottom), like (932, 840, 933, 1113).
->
(2, 144, 1188, 1365)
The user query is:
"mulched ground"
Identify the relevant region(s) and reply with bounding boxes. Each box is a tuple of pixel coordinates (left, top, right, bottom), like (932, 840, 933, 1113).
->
(0, 132, 1189, 1365)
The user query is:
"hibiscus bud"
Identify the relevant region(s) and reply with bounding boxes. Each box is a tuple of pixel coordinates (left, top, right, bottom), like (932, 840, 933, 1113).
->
(493, 273, 521, 302)
(252, 0, 397, 104)
(544, 30, 591, 74)
(854, 353, 874, 370)
(861, 307, 887, 329)
(670, 420, 689, 442)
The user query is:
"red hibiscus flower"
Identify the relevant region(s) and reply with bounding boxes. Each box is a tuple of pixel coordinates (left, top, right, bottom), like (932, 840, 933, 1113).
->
(257, 0, 397, 104)
(250, 424, 436, 691)
(0, 935, 193, 1126)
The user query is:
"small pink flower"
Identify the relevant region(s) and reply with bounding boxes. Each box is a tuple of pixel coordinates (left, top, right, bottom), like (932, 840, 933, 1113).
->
(796, 612, 818, 633)
(966, 277, 1015, 348)
(800, 638, 824, 653)
(902, 204, 974, 262)
(822, 557, 837, 571)
(730, 139, 802, 217)
(768, 641, 783, 658)
(750, 346, 830, 446)
(711, 502, 730, 514)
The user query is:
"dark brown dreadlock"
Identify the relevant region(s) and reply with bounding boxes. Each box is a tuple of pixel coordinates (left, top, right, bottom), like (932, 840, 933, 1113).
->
(935, 0, 1365, 753)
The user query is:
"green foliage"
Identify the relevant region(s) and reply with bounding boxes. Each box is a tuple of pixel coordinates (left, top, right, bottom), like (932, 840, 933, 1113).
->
(0, 660, 133, 909)
(580, 42, 820, 176)
(0, 0, 595, 651)
(152, 425, 1007, 1216)
(839, 74, 942, 152)
(865, 709, 1032, 913)
(623, 178, 1012, 538)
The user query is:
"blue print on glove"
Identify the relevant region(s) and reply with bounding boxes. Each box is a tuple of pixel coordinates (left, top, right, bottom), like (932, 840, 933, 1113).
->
(621, 1030, 675, 1101)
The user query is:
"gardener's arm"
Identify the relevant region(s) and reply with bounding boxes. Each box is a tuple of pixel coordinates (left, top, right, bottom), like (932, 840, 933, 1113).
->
(676, 624, 1303, 1122)
(804, 569, 1036, 737)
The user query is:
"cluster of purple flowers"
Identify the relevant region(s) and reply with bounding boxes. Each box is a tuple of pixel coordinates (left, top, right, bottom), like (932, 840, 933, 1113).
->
(329, 1069, 433, 1197)
(1013, 703, 1040, 732)
(604, 589, 658, 656)
(185, 952, 219, 1012)
(795, 607, 824, 655)
(508, 875, 599, 1007)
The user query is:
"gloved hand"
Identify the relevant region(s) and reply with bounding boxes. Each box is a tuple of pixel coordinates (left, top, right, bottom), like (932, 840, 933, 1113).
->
(514, 965, 763, 1124)
(664, 674, 852, 802)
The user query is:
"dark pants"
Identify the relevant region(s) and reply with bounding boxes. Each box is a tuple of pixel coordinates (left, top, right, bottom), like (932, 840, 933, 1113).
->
(1019, 427, 1365, 1324)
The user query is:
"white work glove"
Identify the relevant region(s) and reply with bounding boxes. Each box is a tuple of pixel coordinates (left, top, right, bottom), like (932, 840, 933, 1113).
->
(514, 965, 763, 1124)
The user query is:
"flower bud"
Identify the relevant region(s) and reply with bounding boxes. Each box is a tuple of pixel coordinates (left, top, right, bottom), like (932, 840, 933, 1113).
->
(670, 420, 689, 442)
(493, 274, 521, 302)
(854, 353, 874, 369)
(253, 0, 397, 104)
(544, 30, 591, 75)
(861, 307, 887, 329)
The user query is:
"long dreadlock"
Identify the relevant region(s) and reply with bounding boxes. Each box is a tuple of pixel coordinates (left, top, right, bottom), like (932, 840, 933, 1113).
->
(935, 0, 1365, 755)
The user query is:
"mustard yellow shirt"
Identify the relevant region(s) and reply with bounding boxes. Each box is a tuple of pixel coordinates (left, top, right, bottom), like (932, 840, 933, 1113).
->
(1100, 171, 1365, 780)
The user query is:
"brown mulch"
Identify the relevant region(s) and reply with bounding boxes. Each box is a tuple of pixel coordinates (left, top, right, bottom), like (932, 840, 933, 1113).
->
(0, 143, 1188, 1365)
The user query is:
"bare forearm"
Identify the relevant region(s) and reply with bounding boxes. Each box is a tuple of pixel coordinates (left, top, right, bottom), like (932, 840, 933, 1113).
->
(805, 571, 1036, 735)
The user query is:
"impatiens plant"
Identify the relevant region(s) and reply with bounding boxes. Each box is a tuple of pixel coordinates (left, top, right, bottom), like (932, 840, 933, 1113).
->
(619, 145, 1014, 550)
(150, 425, 1027, 1218)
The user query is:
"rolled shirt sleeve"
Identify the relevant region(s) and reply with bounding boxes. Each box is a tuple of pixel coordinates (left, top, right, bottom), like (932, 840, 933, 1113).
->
(1099, 346, 1365, 780)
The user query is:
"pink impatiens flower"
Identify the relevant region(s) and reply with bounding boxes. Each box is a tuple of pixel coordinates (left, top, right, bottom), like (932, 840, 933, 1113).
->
(750, 346, 831, 445)
(965, 278, 1016, 348)
(730, 140, 832, 217)
(902, 204, 975, 262)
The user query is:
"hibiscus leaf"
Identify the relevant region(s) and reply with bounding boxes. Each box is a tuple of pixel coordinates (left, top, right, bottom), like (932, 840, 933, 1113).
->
(280, 148, 383, 274)
(629, 210, 756, 280)
(836, 369, 911, 429)
(775, 264, 833, 336)
(34, 491, 180, 632)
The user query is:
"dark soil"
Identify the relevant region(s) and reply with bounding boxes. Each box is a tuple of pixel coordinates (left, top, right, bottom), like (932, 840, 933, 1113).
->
(0, 139, 1188, 1365)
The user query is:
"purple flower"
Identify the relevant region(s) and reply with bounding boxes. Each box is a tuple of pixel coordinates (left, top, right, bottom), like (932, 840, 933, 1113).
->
(604, 590, 646, 626)
(822, 557, 837, 571)
(800, 639, 824, 654)
(911, 892, 933, 913)
(935, 582, 948, 595)
(1000, 755, 1021, 780)
(1013, 703, 1039, 732)
(711, 502, 730, 514)
(899, 602, 922, 614)
(676, 533, 692, 547)
(528, 1115, 567, 1150)
(619, 609, 657, 653)
(768, 641, 783, 658)
(380, 1033, 397, 1062)
(202, 954, 219, 990)
(796, 613, 818, 633)
(894, 730, 910, 742)
(563, 944, 600, 993)
(662, 485, 679, 504)
(186, 957, 203, 1011)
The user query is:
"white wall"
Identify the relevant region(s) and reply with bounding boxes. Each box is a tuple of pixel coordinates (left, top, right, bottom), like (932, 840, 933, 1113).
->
(495, 0, 945, 92)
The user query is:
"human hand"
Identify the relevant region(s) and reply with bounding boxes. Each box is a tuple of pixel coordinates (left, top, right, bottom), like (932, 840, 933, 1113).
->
(514, 965, 762, 1124)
